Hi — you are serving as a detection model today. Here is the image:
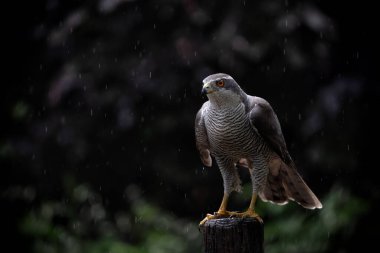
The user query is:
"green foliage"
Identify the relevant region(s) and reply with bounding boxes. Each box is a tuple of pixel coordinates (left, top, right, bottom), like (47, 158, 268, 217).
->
(260, 185, 368, 253)
(12, 101, 29, 120)
(0, 141, 13, 158)
(19, 182, 366, 253)
(20, 183, 201, 253)
(128, 186, 202, 253)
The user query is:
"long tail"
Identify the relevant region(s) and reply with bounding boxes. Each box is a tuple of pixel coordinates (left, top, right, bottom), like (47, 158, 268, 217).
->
(259, 158, 322, 209)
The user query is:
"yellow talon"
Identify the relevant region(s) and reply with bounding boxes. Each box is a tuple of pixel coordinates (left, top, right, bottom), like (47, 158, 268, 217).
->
(199, 209, 262, 226)
(233, 192, 263, 223)
(199, 192, 263, 226)
(199, 210, 237, 226)
(231, 208, 263, 223)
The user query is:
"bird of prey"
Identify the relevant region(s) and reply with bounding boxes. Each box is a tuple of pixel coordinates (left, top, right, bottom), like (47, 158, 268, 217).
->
(195, 73, 322, 225)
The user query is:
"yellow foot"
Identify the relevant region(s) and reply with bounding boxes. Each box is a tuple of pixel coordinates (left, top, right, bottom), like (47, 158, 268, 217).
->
(231, 209, 263, 223)
(199, 210, 238, 226)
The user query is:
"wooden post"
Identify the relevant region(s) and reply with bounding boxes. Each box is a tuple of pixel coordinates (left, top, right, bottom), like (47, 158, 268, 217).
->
(200, 218, 264, 253)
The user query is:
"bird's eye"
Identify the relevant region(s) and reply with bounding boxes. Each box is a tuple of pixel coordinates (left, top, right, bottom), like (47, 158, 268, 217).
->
(216, 80, 224, 87)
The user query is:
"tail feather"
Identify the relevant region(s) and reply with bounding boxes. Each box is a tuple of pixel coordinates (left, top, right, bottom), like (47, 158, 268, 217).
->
(259, 171, 288, 205)
(260, 158, 322, 209)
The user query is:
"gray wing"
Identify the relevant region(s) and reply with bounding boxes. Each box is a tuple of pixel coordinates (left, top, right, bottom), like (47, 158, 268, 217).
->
(246, 96, 292, 164)
(195, 102, 212, 167)
(247, 96, 322, 209)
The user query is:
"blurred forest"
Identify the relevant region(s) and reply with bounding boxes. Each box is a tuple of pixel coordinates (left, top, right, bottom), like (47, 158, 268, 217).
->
(2, 0, 379, 252)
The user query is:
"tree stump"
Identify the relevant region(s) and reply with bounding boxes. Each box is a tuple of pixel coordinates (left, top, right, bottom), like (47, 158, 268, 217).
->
(200, 218, 264, 253)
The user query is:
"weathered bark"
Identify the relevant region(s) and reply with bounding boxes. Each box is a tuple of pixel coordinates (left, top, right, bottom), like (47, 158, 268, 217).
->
(200, 218, 264, 253)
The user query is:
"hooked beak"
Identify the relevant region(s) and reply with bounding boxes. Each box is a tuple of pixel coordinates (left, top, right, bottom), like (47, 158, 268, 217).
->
(201, 82, 214, 95)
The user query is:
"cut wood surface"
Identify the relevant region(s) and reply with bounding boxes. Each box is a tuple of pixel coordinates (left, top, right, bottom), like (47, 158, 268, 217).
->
(200, 218, 264, 253)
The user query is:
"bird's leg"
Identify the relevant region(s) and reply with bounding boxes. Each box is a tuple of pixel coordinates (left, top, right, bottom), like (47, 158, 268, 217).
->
(230, 162, 265, 222)
(199, 193, 236, 226)
(232, 192, 263, 223)
(200, 159, 242, 226)
(248, 192, 257, 211)
(217, 192, 229, 214)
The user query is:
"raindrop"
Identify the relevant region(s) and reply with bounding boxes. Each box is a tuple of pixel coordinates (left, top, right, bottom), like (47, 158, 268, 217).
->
(83, 85, 87, 92)
(298, 113, 302, 120)
(90, 108, 93, 117)
(283, 66, 287, 72)
(153, 23, 156, 29)
(149, 72, 152, 79)
(98, 63, 101, 69)
(45, 126, 48, 133)
(32, 153, 36, 160)
(347, 144, 350, 151)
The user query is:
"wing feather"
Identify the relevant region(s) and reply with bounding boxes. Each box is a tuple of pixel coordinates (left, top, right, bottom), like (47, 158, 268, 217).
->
(195, 102, 212, 167)
(246, 96, 292, 164)
(246, 96, 322, 209)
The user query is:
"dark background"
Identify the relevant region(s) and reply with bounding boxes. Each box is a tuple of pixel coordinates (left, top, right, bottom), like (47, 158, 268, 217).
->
(2, 0, 379, 252)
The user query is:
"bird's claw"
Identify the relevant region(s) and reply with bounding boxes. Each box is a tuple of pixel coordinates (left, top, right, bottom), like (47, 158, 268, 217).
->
(199, 209, 263, 226)
(199, 211, 236, 226)
(230, 209, 263, 223)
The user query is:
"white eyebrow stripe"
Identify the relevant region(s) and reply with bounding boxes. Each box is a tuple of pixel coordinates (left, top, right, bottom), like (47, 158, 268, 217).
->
(202, 76, 233, 84)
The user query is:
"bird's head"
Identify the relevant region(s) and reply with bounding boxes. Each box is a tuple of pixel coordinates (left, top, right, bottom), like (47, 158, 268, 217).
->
(202, 73, 244, 107)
